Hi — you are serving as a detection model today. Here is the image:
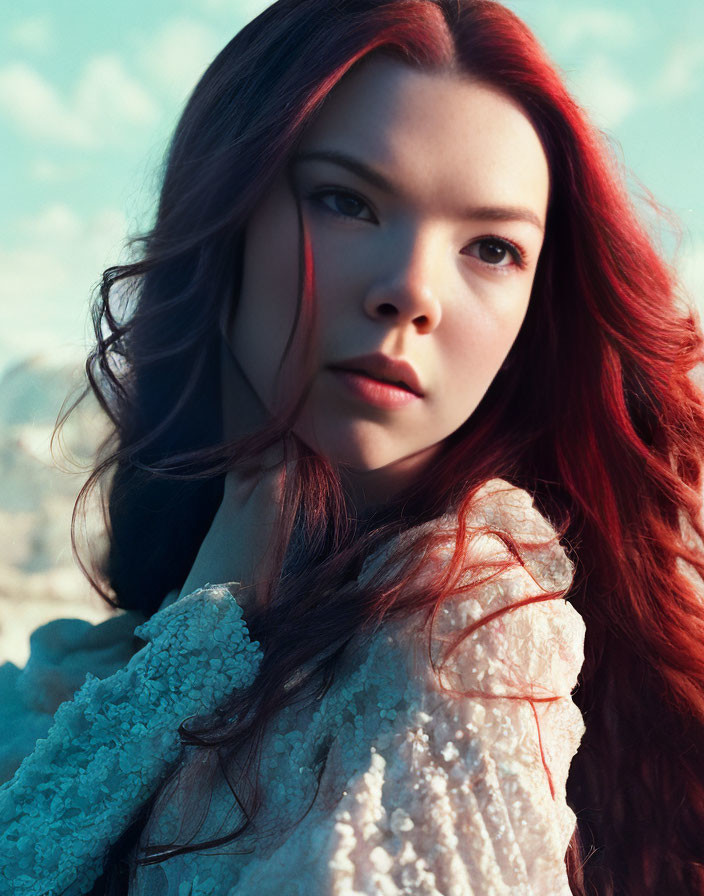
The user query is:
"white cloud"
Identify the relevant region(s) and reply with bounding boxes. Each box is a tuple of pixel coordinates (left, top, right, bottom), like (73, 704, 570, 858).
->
(0, 63, 97, 148)
(29, 158, 89, 184)
(569, 54, 639, 130)
(0, 204, 131, 365)
(76, 54, 159, 132)
(17, 204, 83, 243)
(652, 39, 704, 100)
(0, 56, 159, 149)
(555, 8, 638, 50)
(8, 15, 54, 53)
(135, 17, 224, 101)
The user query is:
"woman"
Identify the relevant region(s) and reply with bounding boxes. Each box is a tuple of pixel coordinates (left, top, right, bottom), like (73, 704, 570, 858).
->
(1, 0, 703, 893)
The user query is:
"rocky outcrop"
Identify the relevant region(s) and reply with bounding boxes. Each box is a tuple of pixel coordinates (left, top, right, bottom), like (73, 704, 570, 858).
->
(0, 356, 114, 666)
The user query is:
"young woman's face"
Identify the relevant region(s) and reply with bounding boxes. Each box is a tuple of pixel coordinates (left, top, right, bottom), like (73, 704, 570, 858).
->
(228, 54, 549, 504)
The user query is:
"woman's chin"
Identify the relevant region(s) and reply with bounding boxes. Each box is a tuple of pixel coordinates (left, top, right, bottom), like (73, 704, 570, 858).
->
(293, 421, 442, 485)
(293, 424, 401, 471)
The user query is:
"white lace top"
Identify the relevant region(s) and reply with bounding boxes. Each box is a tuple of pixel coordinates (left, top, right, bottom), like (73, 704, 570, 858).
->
(0, 479, 586, 895)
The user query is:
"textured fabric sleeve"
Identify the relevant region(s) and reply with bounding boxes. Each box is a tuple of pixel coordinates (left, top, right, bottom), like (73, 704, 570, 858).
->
(0, 585, 262, 896)
(217, 554, 585, 896)
(0, 609, 147, 786)
(324, 592, 585, 895)
(317, 484, 586, 895)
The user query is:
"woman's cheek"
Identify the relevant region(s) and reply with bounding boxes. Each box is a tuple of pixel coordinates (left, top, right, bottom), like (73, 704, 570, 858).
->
(446, 311, 516, 387)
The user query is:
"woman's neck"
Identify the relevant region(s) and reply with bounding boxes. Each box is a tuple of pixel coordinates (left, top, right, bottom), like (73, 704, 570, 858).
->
(338, 443, 441, 515)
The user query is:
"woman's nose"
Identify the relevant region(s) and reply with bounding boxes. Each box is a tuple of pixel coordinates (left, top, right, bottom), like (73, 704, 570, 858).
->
(362, 233, 443, 334)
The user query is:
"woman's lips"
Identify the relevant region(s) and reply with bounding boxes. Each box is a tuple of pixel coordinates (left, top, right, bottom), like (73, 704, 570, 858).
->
(329, 368, 422, 409)
(330, 353, 423, 396)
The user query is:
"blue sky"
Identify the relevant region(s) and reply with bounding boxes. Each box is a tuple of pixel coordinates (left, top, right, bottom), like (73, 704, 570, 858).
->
(1, 0, 702, 377)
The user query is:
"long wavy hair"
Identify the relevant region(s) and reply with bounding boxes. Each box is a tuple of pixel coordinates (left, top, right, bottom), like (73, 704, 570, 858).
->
(57, 0, 704, 893)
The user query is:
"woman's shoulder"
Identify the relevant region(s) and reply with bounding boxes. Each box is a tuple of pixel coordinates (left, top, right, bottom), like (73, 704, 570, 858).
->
(431, 478, 583, 688)
(436, 476, 575, 591)
(361, 476, 577, 600)
(359, 477, 584, 695)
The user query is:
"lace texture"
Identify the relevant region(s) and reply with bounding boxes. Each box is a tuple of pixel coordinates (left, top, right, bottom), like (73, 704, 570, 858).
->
(0, 588, 261, 896)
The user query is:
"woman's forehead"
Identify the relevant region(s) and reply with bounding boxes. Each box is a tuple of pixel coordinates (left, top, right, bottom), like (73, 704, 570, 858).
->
(296, 54, 550, 232)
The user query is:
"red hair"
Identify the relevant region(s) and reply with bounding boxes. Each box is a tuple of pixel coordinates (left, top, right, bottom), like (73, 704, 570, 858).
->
(59, 2, 704, 893)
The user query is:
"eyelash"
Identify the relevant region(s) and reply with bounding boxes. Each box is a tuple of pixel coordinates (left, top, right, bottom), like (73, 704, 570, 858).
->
(305, 187, 529, 271)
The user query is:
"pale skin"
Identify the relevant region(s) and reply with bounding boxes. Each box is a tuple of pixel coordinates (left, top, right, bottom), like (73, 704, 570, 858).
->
(178, 53, 550, 608)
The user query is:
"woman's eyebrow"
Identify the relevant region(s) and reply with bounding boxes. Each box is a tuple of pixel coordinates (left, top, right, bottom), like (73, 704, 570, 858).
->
(292, 148, 545, 233)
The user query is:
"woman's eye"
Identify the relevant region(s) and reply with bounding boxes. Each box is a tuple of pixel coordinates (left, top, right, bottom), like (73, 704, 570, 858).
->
(307, 188, 375, 222)
(464, 237, 526, 270)
(306, 192, 527, 272)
